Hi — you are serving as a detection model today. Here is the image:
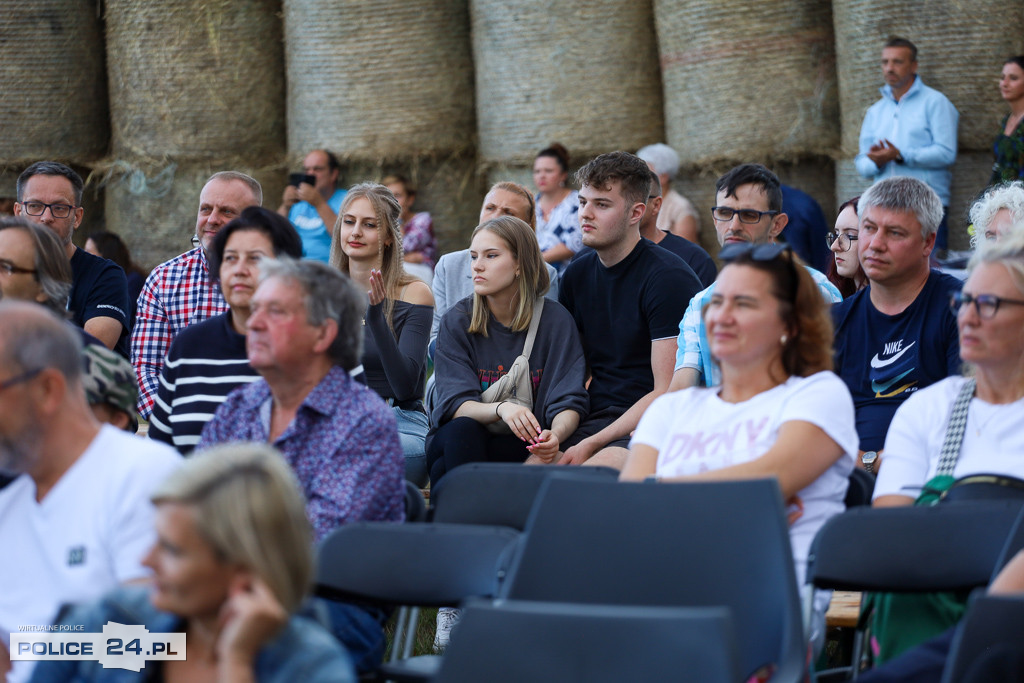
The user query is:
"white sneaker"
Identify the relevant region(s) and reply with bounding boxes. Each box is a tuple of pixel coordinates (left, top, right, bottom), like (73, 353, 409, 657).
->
(433, 607, 462, 652)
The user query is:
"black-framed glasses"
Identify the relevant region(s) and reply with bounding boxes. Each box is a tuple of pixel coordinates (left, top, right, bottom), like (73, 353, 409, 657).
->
(0, 259, 37, 277)
(826, 231, 858, 252)
(950, 291, 1024, 319)
(719, 242, 792, 263)
(0, 367, 43, 393)
(18, 201, 77, 219)
(711, 206, 779, 224)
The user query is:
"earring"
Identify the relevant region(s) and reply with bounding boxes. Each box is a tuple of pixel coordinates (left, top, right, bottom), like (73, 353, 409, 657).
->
(515, 271, 520, 278)
(780, 334, 788, 345)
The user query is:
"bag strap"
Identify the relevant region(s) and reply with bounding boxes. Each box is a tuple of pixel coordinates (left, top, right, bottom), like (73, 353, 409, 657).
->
(520, 298, 545, 360)
(936, 378, 977, 476)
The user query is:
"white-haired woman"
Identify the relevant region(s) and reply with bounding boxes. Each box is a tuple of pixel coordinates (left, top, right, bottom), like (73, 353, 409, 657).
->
(969, 181, 1024, 247)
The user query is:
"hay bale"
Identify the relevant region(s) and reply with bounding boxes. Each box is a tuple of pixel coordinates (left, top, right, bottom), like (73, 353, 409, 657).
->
(284, 0, 475, 161)
(105, 0, 285, 163)
(0, 2, 108, 163)
(471, 0, 664, 165)
(949, 152, 994, 251)
(834, 158, 875, 211)
(655, 0, 838, 166)
(776, 157, 837, 226)
(833, 0, 1024, 155)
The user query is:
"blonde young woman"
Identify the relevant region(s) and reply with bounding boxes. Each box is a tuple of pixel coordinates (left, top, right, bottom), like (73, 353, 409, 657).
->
(330, 183, 434, 486)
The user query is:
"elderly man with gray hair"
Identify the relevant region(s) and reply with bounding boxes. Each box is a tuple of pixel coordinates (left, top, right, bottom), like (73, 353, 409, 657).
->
(832, 176, 962, 474)
(197, 257, 403, 674)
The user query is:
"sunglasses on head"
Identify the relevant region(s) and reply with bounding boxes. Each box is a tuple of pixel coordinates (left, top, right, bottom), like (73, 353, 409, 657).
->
(719, 242, 792, 264)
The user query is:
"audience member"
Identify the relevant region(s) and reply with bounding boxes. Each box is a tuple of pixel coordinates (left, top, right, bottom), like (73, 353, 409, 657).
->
(780, 183, 831, 272)
(197, 257, 402, 673)
(330, 183, 434, 486)
(0, 302, 180, 683)
(990, 55, 1024, 185)
(558, 151, 702, 468)
(639, 170, 716, 287)
(13, 162, 130, 355)
(30, 443, 355, 682)
(669, 163, 841, 391)
(277, 149, 345, 263)
(383, 174, 437, 286)
(149, 207, 303, 454)
(132, 171, 261, 418)
(85, 230, 148, 323)
(81, 343, 140, 432)
(968, 181, 1024, 247)
(832, 176, 962, 470)
(856, 37, 958, 252)
(636, 142, 701, 243)
(827, 196, 869, 297)
(533, 143, 582, 271)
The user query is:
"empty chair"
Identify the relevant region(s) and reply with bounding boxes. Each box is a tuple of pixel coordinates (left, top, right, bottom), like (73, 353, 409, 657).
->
(433, 599, 740, 683)
(941, 595, 1024, 683)
(844, 468, 876, 508)
(497, 477, 806, 683)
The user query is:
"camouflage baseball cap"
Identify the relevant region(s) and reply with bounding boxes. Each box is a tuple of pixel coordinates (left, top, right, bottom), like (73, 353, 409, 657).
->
(81, 343, 139, 425)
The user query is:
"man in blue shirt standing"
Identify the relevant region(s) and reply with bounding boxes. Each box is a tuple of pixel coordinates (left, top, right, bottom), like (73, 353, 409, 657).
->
(855, 37, 958, 253)
(277, 149, 346, 262)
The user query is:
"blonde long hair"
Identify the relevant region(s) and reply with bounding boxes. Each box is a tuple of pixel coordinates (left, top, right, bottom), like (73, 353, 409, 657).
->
(330, 182, 415, 332)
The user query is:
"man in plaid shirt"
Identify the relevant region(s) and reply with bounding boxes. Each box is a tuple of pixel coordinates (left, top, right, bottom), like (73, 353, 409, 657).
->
(131, 171, 262, 418)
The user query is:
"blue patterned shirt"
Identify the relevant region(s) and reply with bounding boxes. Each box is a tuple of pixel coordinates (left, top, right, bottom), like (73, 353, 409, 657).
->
(536, 190, 582, 272)
(198, 366, 404, 540)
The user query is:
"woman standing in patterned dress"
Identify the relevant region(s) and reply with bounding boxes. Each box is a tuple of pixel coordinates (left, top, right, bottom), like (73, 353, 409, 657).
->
(991, 56, 1024, 185)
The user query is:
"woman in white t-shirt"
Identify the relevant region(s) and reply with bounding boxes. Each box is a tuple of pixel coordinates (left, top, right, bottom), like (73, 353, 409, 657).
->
(622, 242, 858, 583)
(874, 230, 1024, 505)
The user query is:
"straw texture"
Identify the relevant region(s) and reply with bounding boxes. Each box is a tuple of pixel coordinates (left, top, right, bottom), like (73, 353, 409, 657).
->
(655, 0, 838, 167)
(0, 1, 108, 163)
(948, 152, 996, 250)
(833, 0, 1024, 155)
(284, 0, 476, 161)
(471, 0, 664, 165)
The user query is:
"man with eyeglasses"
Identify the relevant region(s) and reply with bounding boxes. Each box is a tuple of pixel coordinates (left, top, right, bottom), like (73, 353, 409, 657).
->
(832, 176, 962, 473)
(0, 301, 180, 683)
(277, 149, 345, 263)
(669, 163, 842, 392)
(131, 171, 262, 419)
(12, 162, 130, 357)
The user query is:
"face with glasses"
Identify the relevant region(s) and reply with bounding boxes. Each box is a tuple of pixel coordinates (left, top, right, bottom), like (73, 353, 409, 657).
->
(14, 175, 82, 249)
(711, 184, 785, 247)
(0, 228, 45, 305)
(828, 205, 861, 279)
(954, 262, 1024, 368)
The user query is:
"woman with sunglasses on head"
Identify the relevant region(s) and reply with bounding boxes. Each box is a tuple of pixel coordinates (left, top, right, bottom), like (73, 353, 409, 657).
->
(622, 243, 858, 591)
(874, 229, 1024, 507)
(827, 196, 868, 298)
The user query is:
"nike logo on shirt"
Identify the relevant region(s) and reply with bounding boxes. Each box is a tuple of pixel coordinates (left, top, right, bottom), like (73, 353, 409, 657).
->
(870, 341, 917, 368)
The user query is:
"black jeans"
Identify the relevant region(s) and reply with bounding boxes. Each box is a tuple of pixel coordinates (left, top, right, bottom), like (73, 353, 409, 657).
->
(426, 417, 530, 488)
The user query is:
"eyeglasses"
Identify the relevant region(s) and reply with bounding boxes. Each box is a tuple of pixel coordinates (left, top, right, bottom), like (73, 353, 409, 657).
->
(0, 367, 43, 393)
(711, 206, 780, 224)
(719, 242, 792, 263)
(18, 201, 77, 219)
(0, 259, 37, 277)
(826, 231, 858, 252)
(950, 291, 1024, 319)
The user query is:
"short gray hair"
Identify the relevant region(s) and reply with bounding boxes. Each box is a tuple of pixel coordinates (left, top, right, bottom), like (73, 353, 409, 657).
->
(206, 171, 263, 206)
(0, 300, 82, 384)
(0, 217, 72, 316)
(968, 182, 1024, 248)
(636, 143, 680, 180)
(858, 176, 943, 239)
(258, 258, 365, 370)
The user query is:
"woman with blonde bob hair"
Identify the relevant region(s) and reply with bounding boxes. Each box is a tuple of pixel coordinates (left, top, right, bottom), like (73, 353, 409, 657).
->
(428, 216, 588, 487)
(30, 443, 355, 681)
(330, 182, 434, 486)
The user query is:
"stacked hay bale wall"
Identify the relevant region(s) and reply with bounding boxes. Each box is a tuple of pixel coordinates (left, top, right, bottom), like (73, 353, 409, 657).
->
(103, 0, 286, 268)
(833, 0, 1024, 250)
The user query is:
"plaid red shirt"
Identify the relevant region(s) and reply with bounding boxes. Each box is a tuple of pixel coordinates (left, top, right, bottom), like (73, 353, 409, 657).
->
(131, 247, 227, 418)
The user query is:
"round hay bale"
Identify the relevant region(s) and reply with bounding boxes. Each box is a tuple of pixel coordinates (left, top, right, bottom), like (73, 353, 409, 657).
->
(0, 2, 108, 163)
(949, 151, 995, 251)
(776, 157, 837, 226)
(833, 0, 1024, 155)
(655, 0, 838, 166)
(105, 0, 285, 163)
(284, 0, 475, 161)
(834, 157, 876, 211)
(471, 0, 664, 165)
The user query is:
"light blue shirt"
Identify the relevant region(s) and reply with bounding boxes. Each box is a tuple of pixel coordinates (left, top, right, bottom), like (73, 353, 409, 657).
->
(855, 76, 959, 205)
(288, 188, 346, 263)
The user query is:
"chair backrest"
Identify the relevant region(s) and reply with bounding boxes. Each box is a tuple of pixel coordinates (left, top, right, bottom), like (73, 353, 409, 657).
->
(499, 477, 805, 682)
(940, 595, 1024, 683)
(315, 522, 519, 606)
(404, 480, 427, 522)
(806, 501, 1024, 592)
(429, 462, 619, 529)
(844, 468, 876, 508)
(433, 599, 740, 683)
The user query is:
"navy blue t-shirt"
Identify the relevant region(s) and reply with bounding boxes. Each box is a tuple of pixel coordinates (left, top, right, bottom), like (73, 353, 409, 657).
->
(559, 237, 701, 414)
(69, 248, 131, 358)
(832, 270, 962, 451)
(655, 232, 718, 288)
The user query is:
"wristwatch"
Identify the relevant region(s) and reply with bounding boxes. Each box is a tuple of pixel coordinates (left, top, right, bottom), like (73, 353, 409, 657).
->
(861, 451, 878, 474)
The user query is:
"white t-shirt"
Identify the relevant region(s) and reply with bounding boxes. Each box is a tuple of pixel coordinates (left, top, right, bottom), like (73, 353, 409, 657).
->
(631, 371, 858, 582)
(875, 376, 1024, 501)
(0, 426, 181, 683)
